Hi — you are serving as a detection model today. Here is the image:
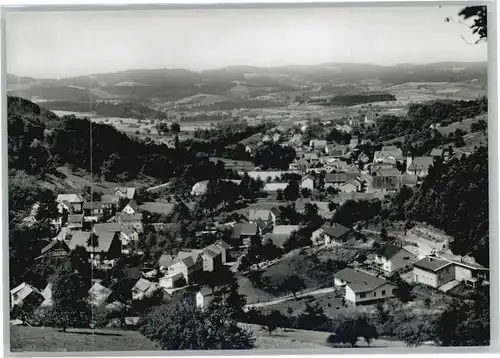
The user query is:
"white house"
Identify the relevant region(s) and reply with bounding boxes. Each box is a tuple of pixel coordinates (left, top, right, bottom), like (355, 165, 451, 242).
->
(122, 201, 140, 215)
(196, 287, 215, 311)
(413, 256, 455, 288)
(334, 268, 396, 305)
(131, 278, 159, 301)
(300, 175, 315, 190)
(374, 245, 418, 273)
(406, 156, 434, 177)
(166, 252, 203, 284)
(159, 272, 184, 289)
(10, 282, 44, 309)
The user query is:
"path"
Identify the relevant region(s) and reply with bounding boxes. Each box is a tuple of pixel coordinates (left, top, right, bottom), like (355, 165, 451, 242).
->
(245, 286, 336, 310)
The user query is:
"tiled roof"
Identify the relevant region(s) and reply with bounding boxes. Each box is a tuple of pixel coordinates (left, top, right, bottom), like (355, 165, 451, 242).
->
(93, 223, 121, 233)
(322, 223, 351, 239)
(272, 225, 300, 236)
(408, 157, 434, 171)
(413, 257, 452, 272)
(56, 194, 84, 203)
(232, 223, 258, 238)
(376, 245, 404, 259)
(335, 268, 391, 293)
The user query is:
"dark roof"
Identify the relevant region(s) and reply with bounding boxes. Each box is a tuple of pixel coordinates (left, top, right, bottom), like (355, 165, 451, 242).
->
(93, 223, 121, 233)
(83, 202, 104, 210)
(264, 233, 289, 248)
(101, 195, 120, 205)
(158, 254, 174, 268)
(67, 214, 84, 224)
(376, 245, 404, 259)
(232, 223, 258, 238)
(334, 268, 392, 293)
(430, 148, 443, 157)
(372, 176, 400, 190)
(408, 157, 434, 171)
(40, 240, 70, 255)
(445, 258, 488, 271)
(67, 231, 119, 253)
(322, 223, 352, 239)
(118, 213, 143, 222)
(324, 173, 358, 183)
(413, 257, 452, 272)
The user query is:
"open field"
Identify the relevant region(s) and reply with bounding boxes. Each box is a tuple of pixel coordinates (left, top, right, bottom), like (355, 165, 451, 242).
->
(436, 114, 487, 136)
(10, 326, 158, 352)
(209, 157, 256, 171)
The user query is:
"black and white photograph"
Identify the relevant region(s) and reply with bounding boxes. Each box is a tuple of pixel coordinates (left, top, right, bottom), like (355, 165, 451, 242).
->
(4, 3, 493, 352)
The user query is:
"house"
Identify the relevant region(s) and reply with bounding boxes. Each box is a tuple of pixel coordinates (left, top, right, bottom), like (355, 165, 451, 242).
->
(10, 282, 44, 309)
(114, 187, 136, 200)
(303, 152, 320, 164)
(67, 231, 122, 260)
(82, 202, 104, 221)
(300, 174, 315, 190)
(413, 256, 455, 288)
(263, 182, 289, 192)
(309, 139, 327, 150)
(324, 173, 359, 189)
(132, 278, 159, 300)
(101, 195, 120, 212)
(200, 245, 223, 272)
(313, 223, 357, 246)
(374, 168, 402, 177)
(372, 175, 418, 193)
(120, 225, 140, 254)
(442, 257, 489, 286)
(272, 225, 301, 236)
(348, 138, 359, 149)
(232, 223, 260, 246)
(406, 156, 434, 177)
(56, 194, 85, 213)
(373, 147, 404, 168)
(166, 252, 203, 284)
(273, 133, 281, 142)
(88, 282, 112, 307)
(289, 159, 309, 173)
(158, 254, 175, 273)
(93, 222, 121, 233)
(117, 213, 144, 232)
(364, 113, 376, 127)
(122, 201, 140, 215)
(339, 176, 363, 193)
(374, 245, 418, 273)
(248, 208, 279, 228)
(36, 240, 70, 261)
(67, 214, 84, 230)
(196, 287, 215, 311)
(159, 272, 185, 289)
(429, 148, 444, 159)
(325, 144, 348, 158)
(358, 152, 370, 164)
(191, 180, 209, 196)
(333, 268, 397, 305)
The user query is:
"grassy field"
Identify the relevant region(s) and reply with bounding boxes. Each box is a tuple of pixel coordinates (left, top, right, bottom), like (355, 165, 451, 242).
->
(436, 114, 486, 136)
(10, 326, 159, 352)
(209, 157, 256, 171)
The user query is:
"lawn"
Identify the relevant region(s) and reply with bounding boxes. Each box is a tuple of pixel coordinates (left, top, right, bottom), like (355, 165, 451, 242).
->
(10, 326, 159, 352)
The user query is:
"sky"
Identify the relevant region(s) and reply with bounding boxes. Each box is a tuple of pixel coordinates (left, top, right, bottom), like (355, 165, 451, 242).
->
(6, 5, 488, 79)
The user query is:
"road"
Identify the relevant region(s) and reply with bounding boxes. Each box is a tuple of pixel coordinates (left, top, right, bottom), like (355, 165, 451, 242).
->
(245, 286, 336, 310)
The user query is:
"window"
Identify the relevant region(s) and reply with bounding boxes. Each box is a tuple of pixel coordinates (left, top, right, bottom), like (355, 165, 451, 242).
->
(392, 288, 396, 294)
(360, 292, 366, 298)
(403, 256, 410, 260)
(382, 290, 386, 296)
(374, 292, 377, 297)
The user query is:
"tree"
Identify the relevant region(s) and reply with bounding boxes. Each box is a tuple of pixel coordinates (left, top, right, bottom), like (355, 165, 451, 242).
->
(296, 303, 329, 330)
(49, 263, 91, 332)
(380, 227, 388, 241)
(260, 310, 287, 336)
(300, 187, 311, 198)
(86, 233, 99, 250)
(327, 316, 378, 347)
(456, 6, 487, 43)
(140, 299, 255, 349)
(395, 317, 437, 347)
(170, 122, 181, 134)
(283, 179, 300, 202)
(279, 274, 305, 299)
(276, 189, 284, 201)
(156, 122, 170, 135)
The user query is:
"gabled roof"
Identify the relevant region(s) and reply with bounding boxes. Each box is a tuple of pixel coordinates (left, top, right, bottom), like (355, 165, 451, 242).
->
(198, 286, 214, 296)
(444, 258, 489, 271)
(83, 201, 104, 210)
(89, 282, 112, 302)
(67, 214, 84, 224)
(133, 278, 155, 293)
(413, 257, 452, 272)
(10, 282, 43, 301)
(40, 240, 70, 255)
(324, 172, 358, 183)
(430, 148, 443, 157)
(158, 254, 174, 268)
(249, 209, 272, 222)
(114, 187, 136, 199)
(232, 223, 258, 238)
(202, 247, 220, 259)
(264, 233, 289, 248)
(101, 195, 120, 205)
(322, 223, 352, 239)
(272, 225, 300, 235)
(215, 240, 230, 250)
(263, 183, 289, 192)
(335, 268, 392, 293)
(93, 223, 121, 233)
(376, 245, 408, 259)
(56, 194, 84, 203)
(67, 231, 119, 253)
(124, 201, 140, 211)
(118, 213, 143, 222)
(408, 157, 434, 171)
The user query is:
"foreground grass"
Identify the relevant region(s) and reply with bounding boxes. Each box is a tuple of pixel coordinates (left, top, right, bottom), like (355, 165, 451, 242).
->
(10, 326, 159, 352)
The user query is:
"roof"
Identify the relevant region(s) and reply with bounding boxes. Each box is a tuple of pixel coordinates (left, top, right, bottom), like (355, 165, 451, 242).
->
(303, 152, 319, 160)
(413, 257, 452, 272)
(215, 240, 230, 250)
(301, 174, 315, 182)
(101, 195, 120, 205)
(401, 175, 418, 186)
(272, 225, 300, 235)
(375, 168, 402, 177)
(322, 223, 352, 239)
(67, 231, 118, 253)
(10, 282, 42, 301)
(309, 139, 327, 148)
(242, 171, 291, 181)
(381, 145, 402, 152)
(249, 209, 272, 222)
(232, 223, 258, 238)
(324, 173, 359, 183)
(408, 157, 434, 171)
(263, 183, 289, 192)
(93, 223, 121, 233)
(202, 247, 220, 259)
(374, 150, 404, 163)
(114, 187, 136, 199)
(56, 194, 84, 203)
(118, 213, 143, 222)
(133, 278, 155, 293)
(372, 176, 400, 190)
(430, 148, 443, 157)
(158, 254, 174, 268)
(198, 286, 214, 296)
(444, 258, 489, 271)
(125, 201, 140, 211)
(191, 180, 209, 194)
(89, 282, 112, 302)
(83, 201, 104, 210)
(376, 245, 406, 259)
(67, 214, 84, 224)
(40, 240, 69, 255)
(335, 268, 391, 293)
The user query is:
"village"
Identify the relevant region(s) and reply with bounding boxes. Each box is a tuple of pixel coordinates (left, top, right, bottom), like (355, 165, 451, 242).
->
(10, 110, 489, 334)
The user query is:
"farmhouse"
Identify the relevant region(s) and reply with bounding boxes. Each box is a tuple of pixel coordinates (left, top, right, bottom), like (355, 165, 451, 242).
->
(406, 156, 434, 177)
(300, 174, 315, 190)
(442, 257, 489, 286)
(82, 202, 104, 221)
(311, 223, 356, 246)
(67, 214, 84, 230)
(413, 256, 455, 288)
(374, 245, 418, 273)
(166, 253, 203, 284)
(132, 278, 159, 300)
(101, 195, 120, 211)
(56, 194, 85, 213)
(309, 139, 327, 150)
(10, 282, 44, 309)
(232, 223, 259, 245)
(122, 201, 140, 215)
(248, 208, 280, 228)
(333, 268, 396, 305)
(263, 182, 289, 192)
(36, 240, 70, 261)
(67, 231, 122, 260)
(196, 287, 215, 311)
(114, 187, 136, 200)
(324, 173, 359, 189)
